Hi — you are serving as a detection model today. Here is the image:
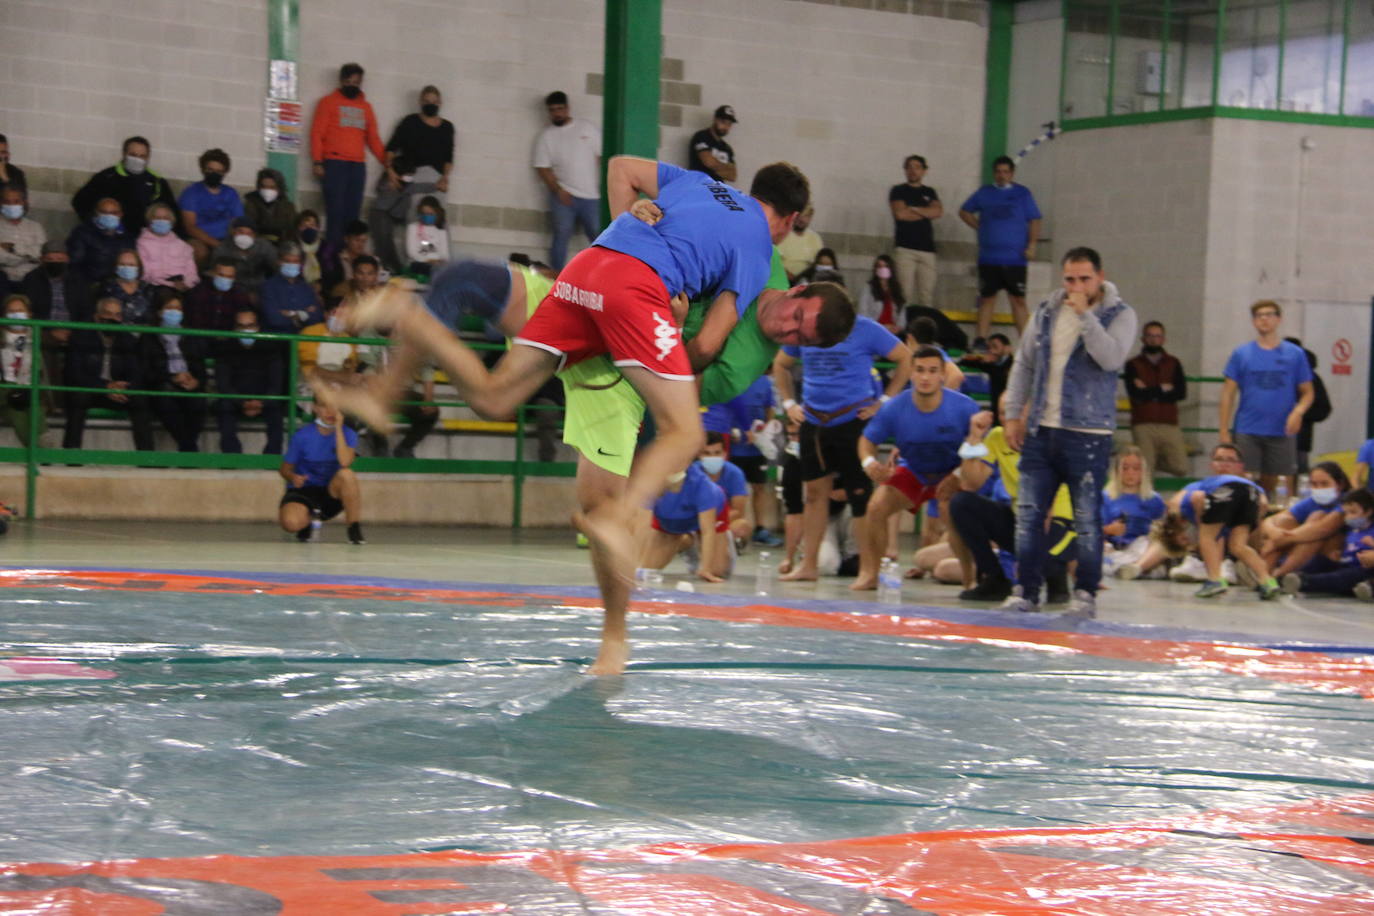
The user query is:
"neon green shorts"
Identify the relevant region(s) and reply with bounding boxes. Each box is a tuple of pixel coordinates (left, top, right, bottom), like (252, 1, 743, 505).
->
(559, 356, 644, 478)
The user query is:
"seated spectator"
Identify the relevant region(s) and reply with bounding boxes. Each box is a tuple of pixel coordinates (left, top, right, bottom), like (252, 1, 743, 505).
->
(216, 307, 284, 455)
(323, 220, 373, 300)
(212, 219, 279, 294)
(66, 197, 131, 285)
(697, 432, 754, 546)
(62, 296, 153, 451)
(179, 148, 243, 265)
(797, 247, 843, 286)
(259, 243, 323, 335)
(139, 291, 208, 453)
(638, 462, 731, 583)
(21, 242, 92, 399)
(958, 332, 1011, 423)
(1279, 489, 1374, 598)
(0, 293, 44, 446)
(136, 202, 198, 292)
(278, 398, 366, 545)
(1099, 446, 1166, 577)
(404, 195, 449, 277)
(857, 254, 903, 334)
(0, 134, 27, 195)
(1258, 460, 1351, 577)
(71, 136, 177, 236)
(99, 249, 156, 324)
(298, 296, 360, 391)
(242, 168, 298, 245)
(295, 210, 323, 288)
(185, 258, 253, 339)
(0, 186, 45, 284)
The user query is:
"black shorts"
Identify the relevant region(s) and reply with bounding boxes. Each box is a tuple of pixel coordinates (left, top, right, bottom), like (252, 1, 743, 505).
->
(1199, 483, 1260, 529)
(799, 418, 873, 516)
(729, 454, 767, 485)
(280, 485, 344, 521)
(977, 264, 1027, 299)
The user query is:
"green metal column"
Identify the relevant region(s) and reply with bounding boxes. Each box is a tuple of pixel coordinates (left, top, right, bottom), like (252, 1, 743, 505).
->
(267, 0, 300, 195)
(602, 0, 662, 180)
(982, 0, 1014, 184)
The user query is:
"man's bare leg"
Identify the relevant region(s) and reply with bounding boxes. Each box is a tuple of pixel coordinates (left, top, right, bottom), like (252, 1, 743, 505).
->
(782, 476, 832, 581)
(575, 457, 633, 676)
(329, 467, 362, 524)
(852, 485, 909, 590)
(1009, 295, 1028, 332)
(976, 296, 996, 340)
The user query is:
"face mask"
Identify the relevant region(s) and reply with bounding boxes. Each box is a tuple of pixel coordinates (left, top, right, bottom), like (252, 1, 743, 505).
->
(115, 264, 139, 281)
(203, 171, 224, 188)
(212, 275, 234, 292)
(1142, 344, 1163, 355)
(239, 337, 257, 348)
(340, 85, 361, 99)
(160, 310, 183, 328)
(43, 262, 66, 278)
(300, 227, 319, 245)
(233, 234, 254, 250)
(420, 212, 437, 226)
(150, 218, 173, 236)
(1346, 514, 1371, 530)
(124, 155, 147, 174)
(874, 266, 891, 280)
(699, 456, 726, 475)
(280, 262, 302, 279)
(326, 315, 345, 333)
(314, 417, 335, 430)
(421, 103, 439, 117)
(258, 188, 279, 204)
(0, 205, 23, 220)
(1311, 487, 1339, 506)
(816, 264, 835, 272)
(7, 312, 28, 332)
(95, 213, 121, 231)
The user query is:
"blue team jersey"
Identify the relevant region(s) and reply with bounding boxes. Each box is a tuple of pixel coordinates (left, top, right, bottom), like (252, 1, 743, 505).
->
(704, 460, 749, 499)
(725, 375, 775, 457)
(861, 388, 980, 484)
(1339, 525, 1374, 564)
(177, 182, 244, 241)
(1100, 490, 1166, 546)
(1223, 341, 1313, 437)
(1287, 496, 1332, 524)
(1179, 474, 1261, 523)
(958, 183, 1042, 266)
(783, 317, 899, 427)
(284, 423, 359, 489)
(593, 162, 772, 309)
(652, 463, 726, 534)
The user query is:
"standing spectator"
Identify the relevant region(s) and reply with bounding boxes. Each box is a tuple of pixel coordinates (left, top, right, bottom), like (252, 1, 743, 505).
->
(98, 249, 156, 325)
(140, 291, 208, 453)
(531, 91, 602, 271)
(888, 155, 942, 311)
(185, 259, 252, 338)
(777, 205, 823, 283)
(242, 169, 298, 245)
(772, 316, 913, 581)
(0, 187, 44, 283)
(687, 105, 738, 183)
(212, 219, 279, 294)
(1218, 301, 1314, 499)
(66, 197, 131, 285)
(1124, 321, 1190, 476)
(179, 148, 243, 266)
(0, 293, 43, 445)
(295, 210, 323, 288)
(371, 85, 455, 272)
(310, 63, 388, 248)
(71, 136, 177, 236)
(259, 243, 323, 335)
(404, 195, 449, 277)
(1002, 247, 1137, 617)
(857, 254, 904, 334)
(62, 296, 154, 451)
(216, 307, 284, 455)
(0, 135, 26, 195)
(959, 156, 1042, 340)
(1283, 336, 1331, 477)
(136, 202, 199, 292)
(958, 332, 1013, 424)
(279, 398, 366, 545)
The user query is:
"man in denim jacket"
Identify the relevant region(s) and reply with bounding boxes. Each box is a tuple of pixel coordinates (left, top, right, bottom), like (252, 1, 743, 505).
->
(1001, 247, 1137, 618)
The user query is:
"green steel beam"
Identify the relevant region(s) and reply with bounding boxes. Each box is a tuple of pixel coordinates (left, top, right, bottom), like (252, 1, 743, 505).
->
(983, 0, 1014, 184)
(1060, 104, 1374, 130)
(1212, 0, 1226, 107)
(1106, 0, 1119, 118)
(266, 0, 300, 195)
(602, 0, 662, 217)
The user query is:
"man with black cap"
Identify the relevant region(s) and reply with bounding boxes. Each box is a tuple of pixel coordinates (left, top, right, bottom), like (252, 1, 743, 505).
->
(689, 105, 738, 183)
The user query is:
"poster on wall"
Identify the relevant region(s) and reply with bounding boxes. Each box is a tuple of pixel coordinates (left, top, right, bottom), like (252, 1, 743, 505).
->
(1301, 299, 1371, 459)
(264, 99, 303, 154)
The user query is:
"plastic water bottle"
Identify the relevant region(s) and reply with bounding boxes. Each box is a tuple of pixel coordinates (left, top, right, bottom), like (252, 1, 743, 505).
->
(309, 510, 323, 542)
(755, 551, 776, 596)
(1296, 473, 1311, 502)
(877, 558, 903, 605)
(1274, 480, 1289, 509)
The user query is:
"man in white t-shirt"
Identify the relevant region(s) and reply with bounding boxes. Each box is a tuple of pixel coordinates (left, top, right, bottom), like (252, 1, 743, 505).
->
(531, 91, 602, 270)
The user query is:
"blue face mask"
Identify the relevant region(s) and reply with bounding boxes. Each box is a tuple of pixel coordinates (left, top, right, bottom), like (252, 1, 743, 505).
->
(239, 337, 256, 348)
(160, 310, 183, 328)
(212, 275, 234, 292)
(115, 264, 139, 281)
(150, 218, 173, 236)
(280, 262, 302, 279)
(1347, 514, 1371, 530)
(95, 213, 121, 231)
(1, 205, 24, 220)
(699, 455, 726, 475)
(420, 212, 437, 226)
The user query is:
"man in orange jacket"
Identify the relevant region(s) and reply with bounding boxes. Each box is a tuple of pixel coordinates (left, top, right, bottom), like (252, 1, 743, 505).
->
(310, 62, 392, 248)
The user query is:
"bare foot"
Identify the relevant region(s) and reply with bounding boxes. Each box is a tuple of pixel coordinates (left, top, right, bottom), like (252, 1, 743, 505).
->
(587, 637, 629, 676)
(849, 577, 877, 591)
(347, 278, 418, 335)
(309, 377, 396, 434)
(780, 567, 818, 582)
(777, 558, 793, 574)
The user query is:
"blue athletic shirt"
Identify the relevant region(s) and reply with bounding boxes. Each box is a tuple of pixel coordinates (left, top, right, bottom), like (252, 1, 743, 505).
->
(861, 388, 980, 485)
(1360, 439, 1374, 473)
(725, 375, 775, 457)
(700, 403, 734, 435)
(652, 463, 726, 534)
(958, 183, 1042, 266)
(783, 317, 899, 427)
(1287, 496, 1332, 524)
(1338, 526, 1374, 565)
(1223, 341, 1313, 437)
(284, 423, 359, 489)
(704, 459, 749, 499)
(593, 162, 772, 310)
(178, 182, 244, 241)
(1099, 491, 1166, 546)
(1179, 474, 1262, 523)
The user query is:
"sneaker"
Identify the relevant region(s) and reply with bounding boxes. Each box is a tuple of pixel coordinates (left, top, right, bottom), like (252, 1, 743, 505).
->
(1065, 589, 1097, 619)
(1280, 572, 1302, 596)
(1258, 576, 1281, 600)
(1116, 563, 1142, 580)
(1233, 561, 1259, 588)
(295, 525, 311, 543)
(1195, 579, 1229, 598)
(1354, 581, 1373, 602)
(347, 522, 366, 545)
(1170, 555, 1207, 583)
(959, 575, 1012, 602)
(752, 527, 783, 547)
(999, 587, 1040, 613)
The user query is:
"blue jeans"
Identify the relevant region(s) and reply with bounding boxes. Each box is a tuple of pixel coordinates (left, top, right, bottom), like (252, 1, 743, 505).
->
(322, 160, 367, 246)
(1014, 427, 1113, 599)
(548, 193, 601, 271)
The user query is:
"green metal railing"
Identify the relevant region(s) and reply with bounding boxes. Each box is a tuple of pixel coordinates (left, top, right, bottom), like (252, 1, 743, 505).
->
(0, 318, 574, 525)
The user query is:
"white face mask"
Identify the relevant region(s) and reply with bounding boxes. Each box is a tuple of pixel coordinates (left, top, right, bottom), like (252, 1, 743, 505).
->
(233, 234, 254, 250)
(875, 266, 892, 280)
(258, 188, 278, 204)
(1310, 486, 1339, 506)
(124, 155, 147, 174)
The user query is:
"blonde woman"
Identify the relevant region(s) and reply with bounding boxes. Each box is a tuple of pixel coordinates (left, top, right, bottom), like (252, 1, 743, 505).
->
(1101, 445, 1166, 576)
